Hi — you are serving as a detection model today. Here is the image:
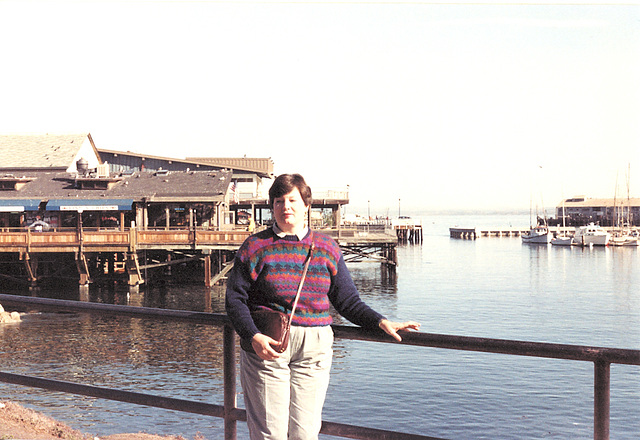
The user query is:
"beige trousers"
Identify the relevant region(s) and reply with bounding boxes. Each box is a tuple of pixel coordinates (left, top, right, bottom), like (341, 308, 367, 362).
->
(240, 325, 334, 440)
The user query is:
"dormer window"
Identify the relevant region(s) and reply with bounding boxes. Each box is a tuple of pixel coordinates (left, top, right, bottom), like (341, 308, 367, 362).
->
(75, 176, 123, 190)
(0, 175, 35, 190)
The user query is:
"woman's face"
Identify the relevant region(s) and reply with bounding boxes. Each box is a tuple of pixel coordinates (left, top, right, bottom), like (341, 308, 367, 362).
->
(273, 187, 308, 234)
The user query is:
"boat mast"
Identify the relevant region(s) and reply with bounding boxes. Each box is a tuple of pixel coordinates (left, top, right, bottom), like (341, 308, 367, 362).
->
(626, 163, 632, 228)
(540, 192, 548, 227)
(537, 165, 547, 227)
(529, 191, 533, 228)
(614, 171, 619, 231)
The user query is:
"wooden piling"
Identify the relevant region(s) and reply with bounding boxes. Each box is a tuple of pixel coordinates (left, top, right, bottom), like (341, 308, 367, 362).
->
(449, 228, 478, 239)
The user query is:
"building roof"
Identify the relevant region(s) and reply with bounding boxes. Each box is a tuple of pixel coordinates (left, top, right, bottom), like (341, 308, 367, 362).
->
(0, 133, 98, 170)
(99, 149, 273, 178)
(0, 133, 272, 179)
(0, 169, 233, 204)
(187, 156, 274, 177)
(559, 197, 640, 209)
(129, 169, 232, 202)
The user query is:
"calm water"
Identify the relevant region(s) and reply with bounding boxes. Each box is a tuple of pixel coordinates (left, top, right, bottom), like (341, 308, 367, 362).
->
(0, 214, 638, 439)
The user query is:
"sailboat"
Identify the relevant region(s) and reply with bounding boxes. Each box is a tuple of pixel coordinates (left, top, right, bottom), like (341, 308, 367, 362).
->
(610, 165, 639, 247)
(522, 191, 552, 244)
(522, 223, 553, 244)
(611, 232, 639, 247)
(551, 197, 574, 246)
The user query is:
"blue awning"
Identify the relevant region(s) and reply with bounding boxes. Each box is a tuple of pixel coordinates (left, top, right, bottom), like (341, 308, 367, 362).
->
(46, 199, 134, 212)
(0, 199, 42, 212)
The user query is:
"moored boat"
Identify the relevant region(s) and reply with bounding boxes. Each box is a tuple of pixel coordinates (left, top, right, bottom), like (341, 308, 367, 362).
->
(609, 164, 638, 247)
(522, 225, 552, 244)
(609, 231, 639, 247)
(574, 223, 610, 246)
(551, 234, 574, 246)
(551, 199, 573, 246)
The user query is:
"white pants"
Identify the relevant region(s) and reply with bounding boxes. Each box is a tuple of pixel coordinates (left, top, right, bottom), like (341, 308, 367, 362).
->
(241, 325, 334, 440)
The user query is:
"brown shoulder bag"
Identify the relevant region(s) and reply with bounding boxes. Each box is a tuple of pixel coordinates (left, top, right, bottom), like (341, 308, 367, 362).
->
(243, 240, 315, 353)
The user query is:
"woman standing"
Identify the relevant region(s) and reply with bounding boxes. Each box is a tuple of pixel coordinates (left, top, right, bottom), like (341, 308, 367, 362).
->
(226, 174, 420, 440)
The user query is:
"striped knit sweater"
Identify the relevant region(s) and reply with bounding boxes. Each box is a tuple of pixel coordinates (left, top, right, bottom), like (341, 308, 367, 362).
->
(225, 228, 385, 342)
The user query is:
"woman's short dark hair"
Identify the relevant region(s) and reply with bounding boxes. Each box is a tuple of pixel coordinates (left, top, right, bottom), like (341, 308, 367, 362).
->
(269, 174, 313, 207)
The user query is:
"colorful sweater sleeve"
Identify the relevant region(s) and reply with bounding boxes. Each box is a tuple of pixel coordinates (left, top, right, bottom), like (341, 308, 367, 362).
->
(225, 253, 261, 341)
(328, 253, 386, 329)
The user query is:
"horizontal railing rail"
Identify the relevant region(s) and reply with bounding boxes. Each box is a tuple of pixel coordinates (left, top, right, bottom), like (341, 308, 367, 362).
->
(0, 228, 251, 252)
(0, 294, 638, 440)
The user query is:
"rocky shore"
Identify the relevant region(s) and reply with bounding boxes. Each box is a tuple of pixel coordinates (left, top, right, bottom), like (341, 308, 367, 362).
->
(0, 400, 196, 440)
(1, 306, 199, 440)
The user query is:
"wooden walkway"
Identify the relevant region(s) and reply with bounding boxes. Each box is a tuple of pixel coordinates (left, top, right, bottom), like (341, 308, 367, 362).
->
(0, 226, 400, 287)
(450, 226, 582, 239)
(0, 228, 250, 253)
(321, 228, 398, 267)
(0, 227, 250, 288)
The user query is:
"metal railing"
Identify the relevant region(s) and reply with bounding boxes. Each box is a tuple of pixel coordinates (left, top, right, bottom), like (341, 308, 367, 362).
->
(0, 294, 638, 440)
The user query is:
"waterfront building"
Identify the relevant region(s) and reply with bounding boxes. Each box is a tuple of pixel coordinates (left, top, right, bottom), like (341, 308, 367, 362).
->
(98, 149, 274, 200)
(555, 196, 640, 227)
(0, 133, 395, 287)
(0, 133, 250, 231)
(0, 133, 262, 287)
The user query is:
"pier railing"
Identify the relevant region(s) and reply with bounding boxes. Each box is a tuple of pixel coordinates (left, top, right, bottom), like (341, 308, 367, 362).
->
(0, 294, 638, 440)
(0, 227, 251, 253)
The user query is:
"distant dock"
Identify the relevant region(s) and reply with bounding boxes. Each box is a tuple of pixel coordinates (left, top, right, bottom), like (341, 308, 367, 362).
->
(449, 226, 576, 239)
(392, 217, 423, 243)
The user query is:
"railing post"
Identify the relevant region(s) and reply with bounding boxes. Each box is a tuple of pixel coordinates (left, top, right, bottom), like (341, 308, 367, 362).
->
(223, 324, 238, 440)
(594, 360, 610, 440)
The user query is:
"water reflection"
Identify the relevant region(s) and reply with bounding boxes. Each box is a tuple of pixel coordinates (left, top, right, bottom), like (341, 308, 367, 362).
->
(0, 291, 230, 435)
(0, 261, 398, 437)
(1, 311, 227, 382)
(80, 283, 228, 312)
(3, 229, 638, 439)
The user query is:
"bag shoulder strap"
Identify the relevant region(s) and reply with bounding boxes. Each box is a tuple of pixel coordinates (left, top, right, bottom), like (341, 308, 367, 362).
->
(289, 232, 315, 321)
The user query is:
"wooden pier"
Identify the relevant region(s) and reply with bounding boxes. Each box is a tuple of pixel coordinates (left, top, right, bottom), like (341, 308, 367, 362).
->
(322, 227, 399, 268)
(450, 226, 580, 239)
(449, 227, 480, 239)
(0, 227, 250, 288)
(394, 224, 423, 242)
(0, 225, 400, 288)
(391, 218, 423, 243)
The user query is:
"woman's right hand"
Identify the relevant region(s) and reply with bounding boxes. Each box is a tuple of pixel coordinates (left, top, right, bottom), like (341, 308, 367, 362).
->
(251, 333, 282, 360)
(378, 319, 421, 342)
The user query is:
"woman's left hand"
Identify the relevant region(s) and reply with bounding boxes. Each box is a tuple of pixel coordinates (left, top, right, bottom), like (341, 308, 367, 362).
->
(378, 319, 421, 342)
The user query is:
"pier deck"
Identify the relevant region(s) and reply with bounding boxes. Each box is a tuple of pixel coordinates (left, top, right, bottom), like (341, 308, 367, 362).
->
(321, 228, 399, 266)
(0, 226, 400, 287)
(450, 226, 578, 239)
(0, 228, 250, 253)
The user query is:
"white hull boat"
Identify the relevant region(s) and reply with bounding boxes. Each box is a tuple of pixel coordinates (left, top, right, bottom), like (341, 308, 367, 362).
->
(574, 223, 610, 246)
(551, 235, 574, 246)
(552, 200, 574, 246)
(609, 165, 637, 246)
(522, 225, 552, 244)
(610, 233, 639, 247)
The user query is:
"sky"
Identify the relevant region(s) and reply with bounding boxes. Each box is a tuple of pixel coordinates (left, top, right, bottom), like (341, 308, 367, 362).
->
(1, 0, 638, 216)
